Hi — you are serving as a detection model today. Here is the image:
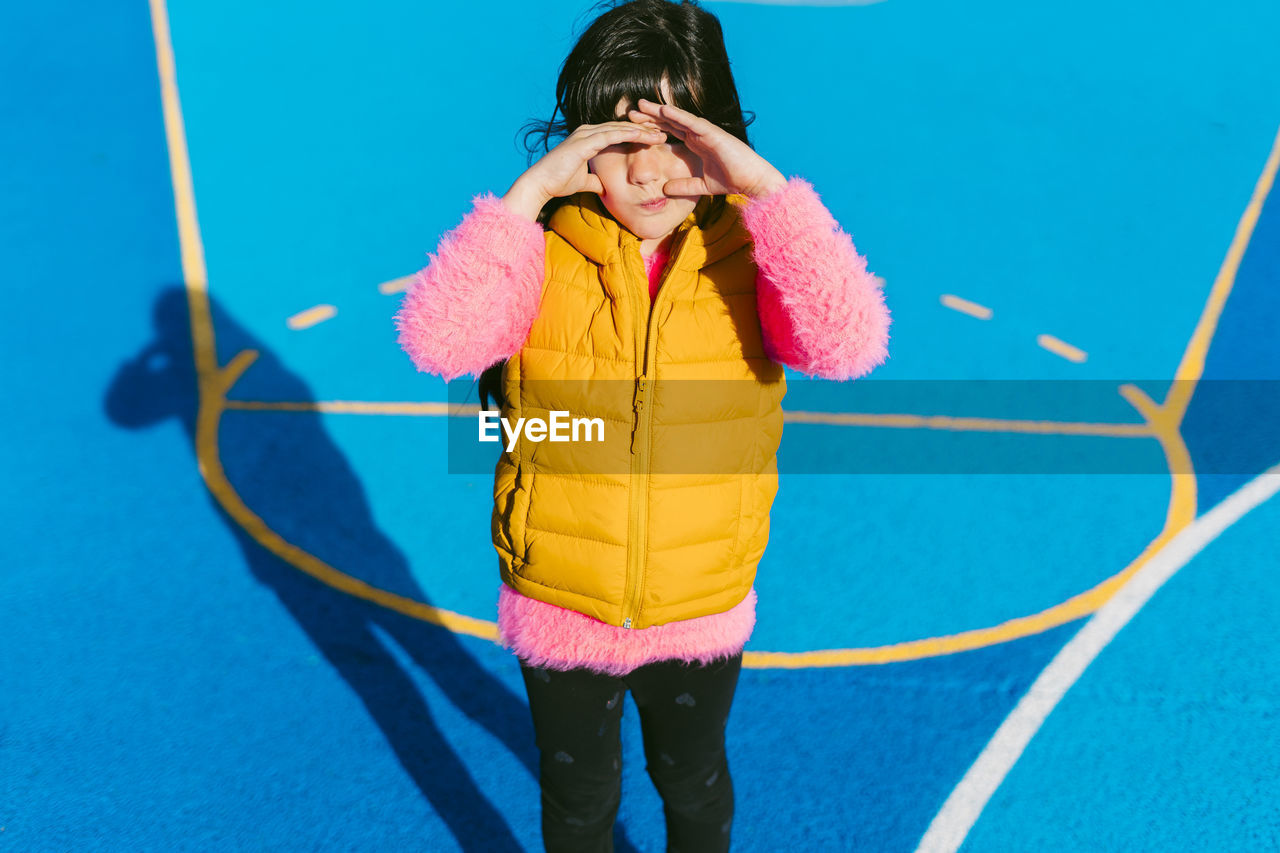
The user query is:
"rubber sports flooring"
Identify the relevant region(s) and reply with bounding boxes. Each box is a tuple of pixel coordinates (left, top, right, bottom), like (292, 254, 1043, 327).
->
(4, 0, 1279, 850)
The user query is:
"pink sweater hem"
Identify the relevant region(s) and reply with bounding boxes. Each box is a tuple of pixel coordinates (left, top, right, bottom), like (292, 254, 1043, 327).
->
(496, 584, 757, 677)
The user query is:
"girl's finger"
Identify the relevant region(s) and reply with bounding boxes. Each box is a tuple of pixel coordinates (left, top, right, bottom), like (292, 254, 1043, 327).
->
(581, 173, 604, 195)
(583, 123, 663, 141)
(662, 176, 710, 198)
(569, 121, 654, 142)
(625, 108, 653, 126)
(637, 99, 708, 134)
(583, 119, 660, 135)
(626, 110, 683, 140)
(578, 125, 663, 153)
(633, 99, 679, 126)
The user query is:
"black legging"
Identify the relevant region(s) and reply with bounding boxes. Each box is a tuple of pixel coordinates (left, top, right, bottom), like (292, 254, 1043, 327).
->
(519, 652, 744, 853)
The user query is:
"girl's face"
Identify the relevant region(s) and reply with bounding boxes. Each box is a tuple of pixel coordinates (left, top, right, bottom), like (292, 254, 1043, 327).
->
(587, 90, 703, 253)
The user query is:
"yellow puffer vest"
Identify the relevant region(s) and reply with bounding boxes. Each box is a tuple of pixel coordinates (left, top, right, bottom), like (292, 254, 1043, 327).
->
(492, 192, 786, 629)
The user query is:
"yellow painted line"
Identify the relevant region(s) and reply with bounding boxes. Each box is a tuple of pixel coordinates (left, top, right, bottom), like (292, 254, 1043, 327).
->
(148, 0, 213, 380)
(912, 135, 1280, 843)
(1120, 383, 1197, 530)
(287, 304, 337, 330)
(748, 381, 1197, 668)
(148, 0, 494, 643)
(225, 400, 456, 416)
(204, 354, 496, 639)
(783, 410, 1147, 438)
(940, 294, 993, 320)
(1036, 334, 1088, 363)
(221, 400, 1152, 439)
(1163, 122, 1280, 426)
(379, 275, 415, 295)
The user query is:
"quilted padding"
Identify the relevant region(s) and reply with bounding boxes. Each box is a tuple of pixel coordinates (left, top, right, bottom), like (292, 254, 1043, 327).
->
(493, 192, 786, 629)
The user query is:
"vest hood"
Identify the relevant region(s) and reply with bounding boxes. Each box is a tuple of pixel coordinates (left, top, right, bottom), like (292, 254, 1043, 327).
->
(548, 193, 752, 271)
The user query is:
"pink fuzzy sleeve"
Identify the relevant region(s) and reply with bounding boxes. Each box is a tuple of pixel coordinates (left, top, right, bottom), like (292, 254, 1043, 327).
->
(394, 194, 545, 381)
(740, 178, 891, 380)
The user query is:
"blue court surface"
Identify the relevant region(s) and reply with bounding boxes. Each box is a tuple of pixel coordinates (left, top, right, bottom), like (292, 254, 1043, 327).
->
(4, 0, 1279, 850)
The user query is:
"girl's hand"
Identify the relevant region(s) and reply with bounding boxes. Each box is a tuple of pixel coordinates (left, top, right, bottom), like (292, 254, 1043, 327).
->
(630, 98, 787, 200)
(503, 121, 667, 220)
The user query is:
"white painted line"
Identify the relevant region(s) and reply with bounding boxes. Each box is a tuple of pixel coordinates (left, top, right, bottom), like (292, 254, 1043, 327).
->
(915, 461, 1280, 853)
(941, 294, 993, 320)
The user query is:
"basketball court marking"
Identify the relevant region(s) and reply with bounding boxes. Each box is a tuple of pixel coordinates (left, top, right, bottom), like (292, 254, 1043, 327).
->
(940, 294, 993, 320)
(1036, 334, 1087, 363)
(913, 118, 1280, 849)
(149, 0, 1271, 668)
(286, 304, 337, 330)
(914, 461, 1280, 853)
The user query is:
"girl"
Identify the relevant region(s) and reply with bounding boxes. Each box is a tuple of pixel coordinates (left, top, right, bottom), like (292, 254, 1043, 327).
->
(395, 1, 890, 849)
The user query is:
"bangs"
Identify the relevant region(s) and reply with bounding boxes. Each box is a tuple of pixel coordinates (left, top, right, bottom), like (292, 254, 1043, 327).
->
(566, 57, 701, 127)
(524, 0, 752, 172)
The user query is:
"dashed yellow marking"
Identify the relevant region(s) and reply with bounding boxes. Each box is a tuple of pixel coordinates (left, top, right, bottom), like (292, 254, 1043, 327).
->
(941, 294, 993, 320)
(379, 275, 415, 295)
(1037, 334, 1088, 363)
(287, 304, 337, 330)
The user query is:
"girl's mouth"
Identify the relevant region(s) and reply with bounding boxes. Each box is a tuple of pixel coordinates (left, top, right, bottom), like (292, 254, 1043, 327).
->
(640, 198, 668, 212)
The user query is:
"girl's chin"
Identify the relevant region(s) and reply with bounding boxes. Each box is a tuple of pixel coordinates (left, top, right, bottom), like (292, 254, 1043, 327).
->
(623, 206, 697, 237)
(601, 200, 697, 240)
(629, 226, 675, 240)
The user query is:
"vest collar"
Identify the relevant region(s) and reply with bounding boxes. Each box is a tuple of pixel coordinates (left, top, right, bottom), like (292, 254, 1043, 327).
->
(548, 192, 750, 271)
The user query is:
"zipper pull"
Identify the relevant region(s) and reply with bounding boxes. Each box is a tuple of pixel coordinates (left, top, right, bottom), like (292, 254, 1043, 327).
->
(623, 618, 632, 629)
(630, 374, 648, 454)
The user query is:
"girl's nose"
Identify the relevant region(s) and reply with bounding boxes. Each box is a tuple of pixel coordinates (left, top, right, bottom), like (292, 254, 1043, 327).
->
(627, 146, 662, 185)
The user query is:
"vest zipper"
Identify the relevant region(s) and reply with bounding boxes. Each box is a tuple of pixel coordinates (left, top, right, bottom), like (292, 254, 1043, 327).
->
(621, 232, 689, 629)
(622, 369, 649, 629)
(629, 375, 647, 453)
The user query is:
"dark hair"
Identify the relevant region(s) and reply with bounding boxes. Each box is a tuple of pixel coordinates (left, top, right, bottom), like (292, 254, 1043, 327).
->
(522, 0, 754, 223)
(481, 0, 753, 410)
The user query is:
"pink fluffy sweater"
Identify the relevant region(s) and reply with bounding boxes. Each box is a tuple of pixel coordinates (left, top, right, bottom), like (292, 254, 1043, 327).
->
(395, 178, 890, 676)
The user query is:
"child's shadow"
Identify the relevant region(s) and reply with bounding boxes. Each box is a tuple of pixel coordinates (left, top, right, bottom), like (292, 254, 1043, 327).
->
(103, 287, 644, 853)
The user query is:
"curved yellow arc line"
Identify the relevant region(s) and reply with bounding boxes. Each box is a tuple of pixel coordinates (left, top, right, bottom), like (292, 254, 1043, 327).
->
(745, 384, 1197, 668)
(206, 353, 1187, 668)
(199, 354, 497, 641)
(150, 0, 493, 643)
(152, 0, 1265, 669)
